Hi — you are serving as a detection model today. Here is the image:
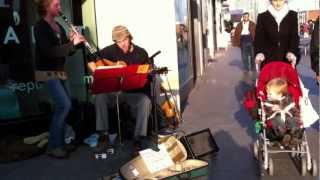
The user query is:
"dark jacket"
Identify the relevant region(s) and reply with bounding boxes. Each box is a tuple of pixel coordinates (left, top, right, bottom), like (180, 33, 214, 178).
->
(98, 43, 149, 65)
(254, 10, 300, 65)
(310, 17, 319, 75)
(34, 19, 75, 71)
(96, 43, 150, 94)
(233, 21, 256, 47)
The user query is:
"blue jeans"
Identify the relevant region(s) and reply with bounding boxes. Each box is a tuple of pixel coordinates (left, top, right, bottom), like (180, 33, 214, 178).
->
(240, 42, 255, 72)
(45, 79, 71, 149)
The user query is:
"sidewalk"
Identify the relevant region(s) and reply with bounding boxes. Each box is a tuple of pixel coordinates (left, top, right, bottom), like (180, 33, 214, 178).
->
(179, 46, 319, 180)
(0, 47, 318, 180)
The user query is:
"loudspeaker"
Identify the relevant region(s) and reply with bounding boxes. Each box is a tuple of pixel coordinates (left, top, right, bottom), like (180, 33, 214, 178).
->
(180, 128, 219, 161)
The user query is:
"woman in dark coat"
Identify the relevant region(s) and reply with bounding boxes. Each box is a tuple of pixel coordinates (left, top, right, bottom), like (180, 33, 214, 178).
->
(310, 16, 319, 84)
(254, 0, 300, 68)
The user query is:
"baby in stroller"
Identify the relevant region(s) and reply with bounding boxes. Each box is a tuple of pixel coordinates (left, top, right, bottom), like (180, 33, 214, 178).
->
(244, 62, 305, 148)
(264, 77, 303, 147)
(244, 62, 319, 176)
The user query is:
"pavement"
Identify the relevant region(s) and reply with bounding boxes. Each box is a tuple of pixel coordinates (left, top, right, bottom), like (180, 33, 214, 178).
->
(0, 46, 318, 180)
(179, 46, 319, 180)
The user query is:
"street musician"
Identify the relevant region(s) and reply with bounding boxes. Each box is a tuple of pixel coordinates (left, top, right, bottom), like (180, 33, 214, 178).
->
(87, 25, 151, 154)
(34, 0, 85, 159)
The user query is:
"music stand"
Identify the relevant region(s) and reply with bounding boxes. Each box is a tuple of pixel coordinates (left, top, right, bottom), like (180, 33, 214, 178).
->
(91, 64, 149, 144)
(147, 51, 163, 150)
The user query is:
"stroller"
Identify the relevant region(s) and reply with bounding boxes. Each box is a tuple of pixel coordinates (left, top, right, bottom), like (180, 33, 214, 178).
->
(244, 62, 318, 176)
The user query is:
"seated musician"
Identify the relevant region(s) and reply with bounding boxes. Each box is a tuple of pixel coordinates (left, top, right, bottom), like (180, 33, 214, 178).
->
(87, 25, 151, 153)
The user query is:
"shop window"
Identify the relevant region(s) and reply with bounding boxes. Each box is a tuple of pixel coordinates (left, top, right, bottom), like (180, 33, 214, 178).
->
(0, 0, 82, 121)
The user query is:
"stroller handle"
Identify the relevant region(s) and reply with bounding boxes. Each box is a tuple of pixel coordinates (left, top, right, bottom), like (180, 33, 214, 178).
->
(255, 61, 296, 73)
(256, 64, 260, 74)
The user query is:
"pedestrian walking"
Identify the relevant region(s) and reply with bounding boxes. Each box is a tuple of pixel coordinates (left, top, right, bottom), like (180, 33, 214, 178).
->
(254, 0, 300, 68)
(310, 16, 319, 85)
(233, 12, 256, 82)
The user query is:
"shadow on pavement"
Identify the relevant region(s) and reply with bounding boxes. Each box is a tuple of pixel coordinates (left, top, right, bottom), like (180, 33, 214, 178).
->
(310, 121, 319, 131)
(228, 58, 243, 71)
(233, 80, 257, 139)
(207, 130, 259, 180)
(299, 74, 319, 96)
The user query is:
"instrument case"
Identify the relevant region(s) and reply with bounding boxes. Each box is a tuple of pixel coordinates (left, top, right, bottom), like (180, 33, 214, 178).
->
(119, 135, 209, 179)
(180, 128, 219, 161)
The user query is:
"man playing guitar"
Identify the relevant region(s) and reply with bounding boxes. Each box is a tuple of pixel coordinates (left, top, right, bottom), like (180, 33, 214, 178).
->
(87, 25, 151, 155)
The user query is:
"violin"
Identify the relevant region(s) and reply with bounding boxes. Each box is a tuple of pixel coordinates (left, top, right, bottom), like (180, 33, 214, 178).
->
(160, 85, 181, 128)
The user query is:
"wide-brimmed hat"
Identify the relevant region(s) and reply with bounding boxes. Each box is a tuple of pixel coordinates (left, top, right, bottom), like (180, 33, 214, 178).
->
(112, 25, 132, 42)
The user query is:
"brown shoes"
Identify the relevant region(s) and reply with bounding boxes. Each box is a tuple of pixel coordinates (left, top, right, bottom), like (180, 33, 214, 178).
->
(94, 135, 112, 153)
(132, 140, 142, 157)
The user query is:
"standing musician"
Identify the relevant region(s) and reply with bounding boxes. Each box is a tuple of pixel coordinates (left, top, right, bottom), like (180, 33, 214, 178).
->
(33, 0, 85, 158)
(87, 25, 152, 155)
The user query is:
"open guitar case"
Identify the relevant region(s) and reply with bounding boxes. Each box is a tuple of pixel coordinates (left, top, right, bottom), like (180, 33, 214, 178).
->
(119, 128, 219, 179)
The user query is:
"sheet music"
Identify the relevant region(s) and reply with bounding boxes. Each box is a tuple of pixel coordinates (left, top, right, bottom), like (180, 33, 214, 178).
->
(139, 144, 174, 173)
(91, 64, 149, 94)
(96, 65, 124, 69)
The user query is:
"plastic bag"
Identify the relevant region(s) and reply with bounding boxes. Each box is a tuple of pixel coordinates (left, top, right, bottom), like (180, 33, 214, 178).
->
(299, 79, 319, 127)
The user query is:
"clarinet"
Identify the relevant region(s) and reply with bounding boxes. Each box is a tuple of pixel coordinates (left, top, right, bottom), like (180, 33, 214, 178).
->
(59, 12, 97, 56)
(59, 12, 125, 67)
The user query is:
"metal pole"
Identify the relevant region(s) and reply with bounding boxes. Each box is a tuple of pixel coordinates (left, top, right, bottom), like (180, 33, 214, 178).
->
(116, 77, 123, 144)
(116, 92, 122, 144)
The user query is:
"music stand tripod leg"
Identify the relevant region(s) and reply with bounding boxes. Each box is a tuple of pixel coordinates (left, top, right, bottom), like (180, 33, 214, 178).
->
(116, 91, 122, 144)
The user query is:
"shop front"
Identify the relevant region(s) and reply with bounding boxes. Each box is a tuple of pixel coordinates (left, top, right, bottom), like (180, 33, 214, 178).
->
(0, 0, 84, 136)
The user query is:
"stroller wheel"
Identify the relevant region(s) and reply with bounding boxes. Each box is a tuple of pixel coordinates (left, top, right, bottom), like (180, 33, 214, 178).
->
(301, 157, 307, 176)
(257, 147, 265, 177)
(310, 158, 318, 176)
(268, 158, 274, 176)
(290, 147, 296, 158)
(297, 144, 302, 158)
(253, 141, 259, 159)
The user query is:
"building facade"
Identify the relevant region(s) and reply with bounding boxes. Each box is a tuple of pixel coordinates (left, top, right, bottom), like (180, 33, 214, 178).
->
(0, 0, 225, 130)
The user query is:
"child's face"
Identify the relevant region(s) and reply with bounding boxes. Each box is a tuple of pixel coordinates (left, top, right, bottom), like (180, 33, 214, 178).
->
(267, 90, 283, 100)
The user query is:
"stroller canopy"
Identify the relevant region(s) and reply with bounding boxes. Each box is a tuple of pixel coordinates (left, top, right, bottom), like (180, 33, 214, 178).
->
(256, 62, 302, 104)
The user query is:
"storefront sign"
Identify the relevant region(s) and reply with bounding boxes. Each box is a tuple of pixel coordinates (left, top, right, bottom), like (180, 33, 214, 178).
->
(0, 1, 43, 119)
(0, 0, 32, 82)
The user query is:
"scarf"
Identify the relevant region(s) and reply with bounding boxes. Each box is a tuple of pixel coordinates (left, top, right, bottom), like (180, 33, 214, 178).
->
(267, 3, 289, 29)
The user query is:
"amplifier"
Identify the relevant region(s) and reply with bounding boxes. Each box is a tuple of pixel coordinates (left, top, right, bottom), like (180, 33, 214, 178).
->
(180, 128, 219, 161)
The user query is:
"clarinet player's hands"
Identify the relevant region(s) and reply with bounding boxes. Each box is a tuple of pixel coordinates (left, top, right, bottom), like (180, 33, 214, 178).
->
(69, 31, 85, 46)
